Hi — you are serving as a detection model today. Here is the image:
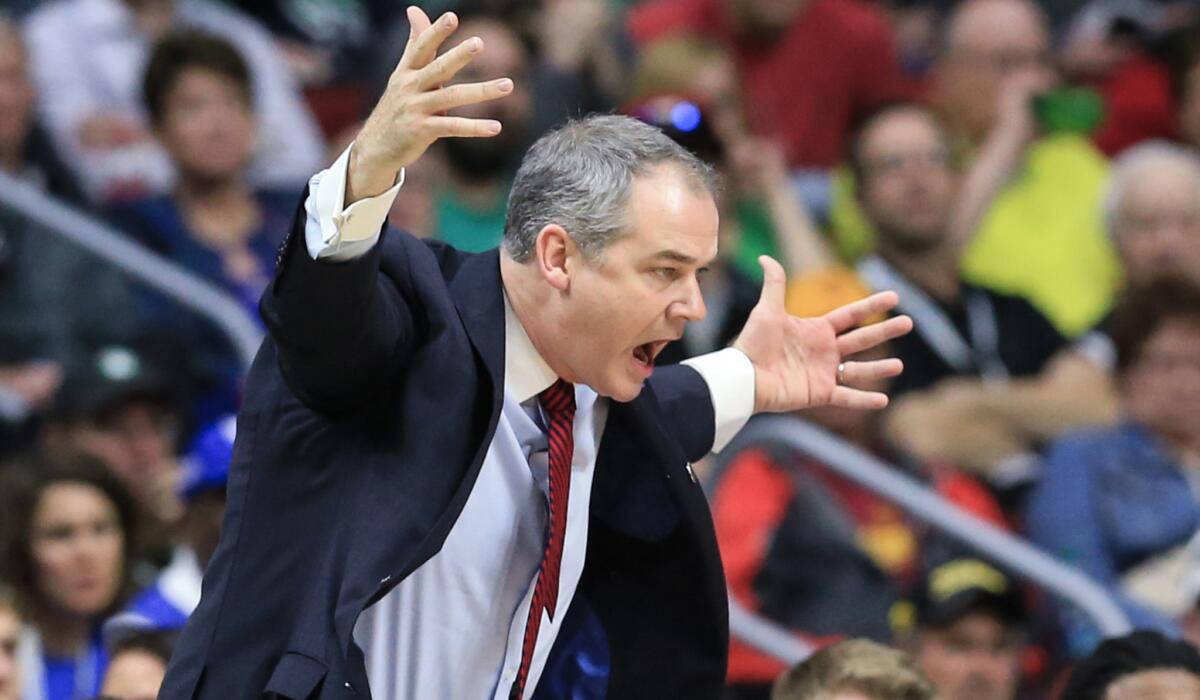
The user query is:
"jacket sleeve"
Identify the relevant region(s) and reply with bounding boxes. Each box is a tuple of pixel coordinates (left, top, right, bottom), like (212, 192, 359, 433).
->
(258, 182, 417, 415)
(649, 348, 756, 462)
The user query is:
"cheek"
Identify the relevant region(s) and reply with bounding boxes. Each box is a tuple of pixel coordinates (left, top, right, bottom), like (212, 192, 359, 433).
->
(32, 541, 74, 596)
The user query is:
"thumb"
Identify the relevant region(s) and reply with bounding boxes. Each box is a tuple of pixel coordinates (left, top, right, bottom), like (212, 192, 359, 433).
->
(756, 255, 787, 311)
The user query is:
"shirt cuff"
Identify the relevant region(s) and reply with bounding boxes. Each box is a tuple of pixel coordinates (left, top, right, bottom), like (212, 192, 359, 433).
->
(682, 348, 755, 453)
(304, 141, 405, 261)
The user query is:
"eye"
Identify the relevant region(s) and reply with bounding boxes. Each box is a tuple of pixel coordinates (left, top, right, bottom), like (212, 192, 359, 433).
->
(652, 267, 679, 280)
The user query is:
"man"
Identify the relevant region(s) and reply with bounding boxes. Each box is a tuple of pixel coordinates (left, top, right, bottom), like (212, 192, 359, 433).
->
(626, 0, 913, 173)
(842, 103, 1065, 397)
(431, 13, 532, 252)
(771, 639, 936, 700)
(897, 558, 1025, 700)
(159, 7, 911, 699)
(883, 141, 1200, 479)
(930, 0, 1117, 337)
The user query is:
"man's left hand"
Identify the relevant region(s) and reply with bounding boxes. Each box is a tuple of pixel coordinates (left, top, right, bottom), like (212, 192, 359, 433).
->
(734, 256, 912, 413)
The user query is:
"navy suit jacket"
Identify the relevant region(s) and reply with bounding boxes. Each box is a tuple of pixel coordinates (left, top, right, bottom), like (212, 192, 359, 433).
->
(159, 192, 731, 699)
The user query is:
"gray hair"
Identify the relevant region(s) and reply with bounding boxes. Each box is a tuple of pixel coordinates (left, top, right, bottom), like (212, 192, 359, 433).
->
(1104, 141, 1200, 236)
(502, 114, 719, 263)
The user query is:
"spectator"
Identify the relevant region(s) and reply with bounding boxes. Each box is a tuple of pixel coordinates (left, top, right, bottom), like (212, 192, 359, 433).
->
(43, 345, 182, 568)
(712, 275, 1007, 699)
(880, 140, 1200, 483)
(1026, 281, 1200, 656)
(771, 638, 937, 700)
(104, 415, 232, 643)
(21, 0, 324, 202)
(0, 451, 137, 700)
(429, 12, 532, 252)
(829, 0, 1116, 336)
(626, 0, 914, 183)
(97, 631, 172, 700)
(1059, 630, 1200, 700)
(0, 586, 20, 700)
(626, 35, 835, 284)
(106, 31, 296, 426)
(1105, 142, 1200, 291)
(0, 15, 135, 454)
(895, 558, 1025, 700)
(805, 103, 1067, 397)
(932, 0, 1118, 337)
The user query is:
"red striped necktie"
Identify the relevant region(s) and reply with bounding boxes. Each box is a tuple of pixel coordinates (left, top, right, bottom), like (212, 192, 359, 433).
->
(510, 378, 576, 700)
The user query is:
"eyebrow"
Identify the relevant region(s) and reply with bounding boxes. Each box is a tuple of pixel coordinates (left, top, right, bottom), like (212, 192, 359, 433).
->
(648, 250, 700, 265)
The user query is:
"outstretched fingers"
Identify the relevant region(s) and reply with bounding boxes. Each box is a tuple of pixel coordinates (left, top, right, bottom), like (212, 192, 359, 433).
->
(399, 9, 459, 72)
(828, 386, 890, 410)
(419, 78, 514, 113)
(824, 291, 900, 334)
(836, 315, 912, 356)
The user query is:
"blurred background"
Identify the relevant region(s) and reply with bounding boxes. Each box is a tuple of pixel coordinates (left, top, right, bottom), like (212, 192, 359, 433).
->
(0, 0, 1199, 697)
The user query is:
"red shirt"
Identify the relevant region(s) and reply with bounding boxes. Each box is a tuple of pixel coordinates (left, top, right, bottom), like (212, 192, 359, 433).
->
(628, 0, 915, 168)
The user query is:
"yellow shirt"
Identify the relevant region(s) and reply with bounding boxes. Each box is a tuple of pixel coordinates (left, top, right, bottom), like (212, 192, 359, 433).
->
(828, 133, 1119, 337)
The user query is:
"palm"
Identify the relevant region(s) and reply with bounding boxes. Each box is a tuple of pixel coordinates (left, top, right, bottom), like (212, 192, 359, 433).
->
(734, 257, 912, 413)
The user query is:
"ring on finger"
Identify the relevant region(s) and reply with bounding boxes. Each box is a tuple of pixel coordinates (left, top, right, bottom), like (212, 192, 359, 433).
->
(836, 362, 846, 386)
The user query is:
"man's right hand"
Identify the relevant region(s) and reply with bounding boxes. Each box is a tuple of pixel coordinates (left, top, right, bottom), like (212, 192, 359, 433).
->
(346, 6, 514, 204)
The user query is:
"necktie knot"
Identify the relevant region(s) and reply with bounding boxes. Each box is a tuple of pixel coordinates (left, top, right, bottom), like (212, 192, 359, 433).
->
(539, 379, 575, 417)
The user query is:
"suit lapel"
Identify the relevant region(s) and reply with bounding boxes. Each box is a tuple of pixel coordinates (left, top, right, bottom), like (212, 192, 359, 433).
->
(448, 248, 505, 396)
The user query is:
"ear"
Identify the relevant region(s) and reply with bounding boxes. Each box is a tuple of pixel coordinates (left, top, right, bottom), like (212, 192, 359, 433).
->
(533, 224, 575, 292)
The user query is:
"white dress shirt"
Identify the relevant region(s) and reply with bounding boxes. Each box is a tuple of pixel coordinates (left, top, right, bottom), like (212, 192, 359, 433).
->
(305, 145, 755, 698)
(22, 0, 324, 199)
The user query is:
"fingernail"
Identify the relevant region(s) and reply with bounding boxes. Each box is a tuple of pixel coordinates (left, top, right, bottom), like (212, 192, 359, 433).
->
(469, 37, 482, 52)
(442, 13, 456, 26)
(497, 78, 513, 92)
(488, 121, 502, 134)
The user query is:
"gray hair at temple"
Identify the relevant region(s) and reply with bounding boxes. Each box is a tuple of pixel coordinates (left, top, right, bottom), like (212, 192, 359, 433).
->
(1103, 140, 1200, 235)
(502, 114, 719, 263)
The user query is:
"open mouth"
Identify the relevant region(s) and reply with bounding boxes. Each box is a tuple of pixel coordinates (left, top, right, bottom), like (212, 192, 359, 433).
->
(632, 340, 671, 368)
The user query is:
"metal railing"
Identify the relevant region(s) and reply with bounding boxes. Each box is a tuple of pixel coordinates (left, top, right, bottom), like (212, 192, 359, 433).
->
(711, 414, 1133, 665)
(0, 170, 263, 367)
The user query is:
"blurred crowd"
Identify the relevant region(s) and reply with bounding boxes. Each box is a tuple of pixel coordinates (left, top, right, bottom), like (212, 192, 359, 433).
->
(0, 0, 1199, 697)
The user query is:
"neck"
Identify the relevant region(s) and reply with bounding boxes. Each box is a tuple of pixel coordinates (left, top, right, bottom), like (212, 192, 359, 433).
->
(176, 174, 248, 208)
(33, 606, 91, 658)
(448, 173, 502, 211)
(875, 236, 961, 303)
(500, 254, 573, 382)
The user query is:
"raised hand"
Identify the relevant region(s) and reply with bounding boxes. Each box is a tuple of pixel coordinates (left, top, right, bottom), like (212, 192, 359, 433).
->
(733, 256, 913, 413)
(347, 6, 515, 203)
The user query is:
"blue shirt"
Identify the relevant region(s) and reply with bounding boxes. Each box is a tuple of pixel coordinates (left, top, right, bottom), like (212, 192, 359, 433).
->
(1026, 422, 1200, 654)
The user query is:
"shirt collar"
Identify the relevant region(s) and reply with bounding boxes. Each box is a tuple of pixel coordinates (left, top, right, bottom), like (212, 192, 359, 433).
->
(503, 291, 559, 404)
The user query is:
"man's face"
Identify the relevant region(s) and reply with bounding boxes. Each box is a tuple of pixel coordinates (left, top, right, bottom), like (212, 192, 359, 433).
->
(1123, 320, 1200, 447)
(858, 109, 957, 251)
(914, 611, 1020, 700)
(444, 18, 531, 182)
(1113, 162, 1200, 289)
(556, 165, 718, 402)
(935, 0, 1050, 140)
(0, 607, 19, 700)
(157, 67, 255, 183)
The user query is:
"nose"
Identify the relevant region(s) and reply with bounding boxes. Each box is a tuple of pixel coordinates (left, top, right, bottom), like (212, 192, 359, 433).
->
(672, 275, 707, 323)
